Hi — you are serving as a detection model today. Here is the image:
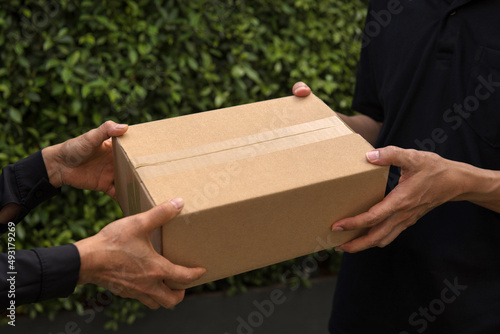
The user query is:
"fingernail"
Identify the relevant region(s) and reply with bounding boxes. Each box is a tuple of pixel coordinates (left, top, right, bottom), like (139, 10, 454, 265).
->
(169, 198, 184, 210)
(332, 225, 344, 232)
(115, 124, 127, 130)
(366, 150, 380, 161)
(293, 86, 305, 94)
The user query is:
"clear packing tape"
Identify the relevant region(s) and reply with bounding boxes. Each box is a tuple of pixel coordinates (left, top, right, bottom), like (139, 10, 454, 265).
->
(133, 116, 352, 180)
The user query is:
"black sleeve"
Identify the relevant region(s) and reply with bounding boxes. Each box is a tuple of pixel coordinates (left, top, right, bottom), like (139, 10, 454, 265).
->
(1, 151, 81, 308)
(351, 4, 385, 123)
(0, 245, 80, 308)
(0, 151, 60, 230)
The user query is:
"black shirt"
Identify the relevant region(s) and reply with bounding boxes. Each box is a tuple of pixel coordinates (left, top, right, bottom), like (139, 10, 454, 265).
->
(330, 1, 500, 333)
(0, 151, 80, 308)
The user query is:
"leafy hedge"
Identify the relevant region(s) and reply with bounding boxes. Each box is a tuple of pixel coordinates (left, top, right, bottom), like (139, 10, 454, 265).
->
(0, 0, 367, 329)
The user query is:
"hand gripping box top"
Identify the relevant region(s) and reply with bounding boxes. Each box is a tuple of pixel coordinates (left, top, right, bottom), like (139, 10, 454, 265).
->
(113, 94, 389, 289)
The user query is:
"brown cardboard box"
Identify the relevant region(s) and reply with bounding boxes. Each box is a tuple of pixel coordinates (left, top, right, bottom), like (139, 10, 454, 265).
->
(113, 94, 388, 288)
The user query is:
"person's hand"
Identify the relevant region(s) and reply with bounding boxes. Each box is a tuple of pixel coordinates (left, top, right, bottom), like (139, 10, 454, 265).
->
(75, 198, 206, 309)
(292, 81, 312, 97)
(42, 121, 128, 198)
(332, 146, 475, 253)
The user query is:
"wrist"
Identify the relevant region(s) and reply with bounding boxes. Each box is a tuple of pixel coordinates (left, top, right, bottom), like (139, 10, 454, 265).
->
(74, 235, 101, 285)
(451, 161, 498, 202)
(41, 144, 64, 189)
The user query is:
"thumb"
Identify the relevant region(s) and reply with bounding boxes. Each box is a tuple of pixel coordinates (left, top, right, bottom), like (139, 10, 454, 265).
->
(101, 120, 129, 138)
(82, 121, 128, 148)
(365, 145, 410, 168)
(140, 198, 184, 233)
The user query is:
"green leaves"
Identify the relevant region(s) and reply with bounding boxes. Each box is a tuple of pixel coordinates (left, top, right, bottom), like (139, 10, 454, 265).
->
(128, 47, 138, 64)
(81, 84, 91, 98)
(94, 16, 119, 31)
(67, 51, 80, 66)
(61, 67, 72, 83)
(8, 108, 22, 123)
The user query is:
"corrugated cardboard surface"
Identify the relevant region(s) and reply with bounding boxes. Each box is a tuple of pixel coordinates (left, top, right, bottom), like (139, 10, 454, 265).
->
(113, 94, 388, 288)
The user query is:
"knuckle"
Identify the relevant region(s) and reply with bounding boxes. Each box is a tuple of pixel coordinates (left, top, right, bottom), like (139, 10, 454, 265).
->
(385, 145, 400, 157)
(386, 145, 398, 152)
(426, 152, 441, 167)
(397, 195, 414, 211)
(134, 284, 151, 296)
(365, 211, 382, 226)
(103, 120, 114, 128)
(164, 295, 182, 309)
(174, 273, 192, 285)
(174, 292, 185, 304)
(158, 205, 172, 219)
(405, 148, 420, 163)
(83, 128, 98, 142)
(366, 231, 387, 249)
(402, 218, 417, 229)
(367, 237, 381, 249)
(164, 301, 175, 309)
(378, 240, 390, 248)
(148, 303, 160, 310)
(407, 148, 439, 168)
(134, 214, 150, 231)
(181, 270, 198, 283)
(149, 267, 165, 280)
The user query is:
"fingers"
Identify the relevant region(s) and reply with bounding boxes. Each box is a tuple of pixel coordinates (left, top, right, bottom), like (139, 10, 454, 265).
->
(292, 81, 312, 97)
(82, 120, 128, 148)
(377, 221, 411, 248)
(105, 185, 117, 200)
(138, 295, 161, 310)
(332, 197, 396, 232)
(365, 146, 419, 168)
(335, 220, 394, 253)
(141, 284, 185, 309)
(132, 259, 203, 309)
(140, 260, 205, 309)
(123, 285, 183, 310)
(337, 217, 412, 253)
(331, 146, 445, 252)
(152, 284, 186, 309)
(160, 259, 206, 285)
(139, 198, 184, 233)
(331, 194, 406, 252)
(135, 284, 184, 309)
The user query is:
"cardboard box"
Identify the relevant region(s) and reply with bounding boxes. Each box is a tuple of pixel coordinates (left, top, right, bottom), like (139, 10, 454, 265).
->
(113, 94, 388, 288)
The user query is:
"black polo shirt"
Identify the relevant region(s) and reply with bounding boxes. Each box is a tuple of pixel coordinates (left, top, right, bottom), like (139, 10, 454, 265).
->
(329, 1, 500, 333)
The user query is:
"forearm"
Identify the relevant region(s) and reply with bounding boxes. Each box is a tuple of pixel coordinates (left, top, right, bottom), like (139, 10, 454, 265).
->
(336, 113, 382, 146)
(453, 162, 500, 214)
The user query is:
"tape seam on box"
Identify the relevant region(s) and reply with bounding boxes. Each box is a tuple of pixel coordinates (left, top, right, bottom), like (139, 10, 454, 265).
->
(134, 116, 351, 180)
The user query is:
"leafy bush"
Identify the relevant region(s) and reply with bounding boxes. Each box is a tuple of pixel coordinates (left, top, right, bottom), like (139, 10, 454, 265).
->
(0, 0, 367, 329)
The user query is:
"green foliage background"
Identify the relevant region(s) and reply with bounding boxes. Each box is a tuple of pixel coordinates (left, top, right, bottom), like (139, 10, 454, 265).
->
(0, 0, 367, 329)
